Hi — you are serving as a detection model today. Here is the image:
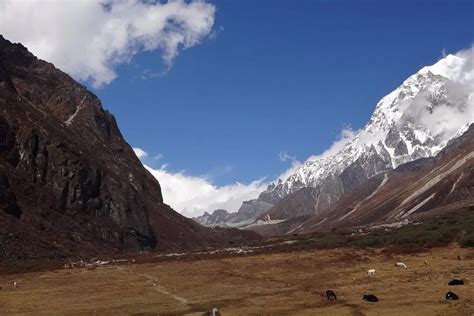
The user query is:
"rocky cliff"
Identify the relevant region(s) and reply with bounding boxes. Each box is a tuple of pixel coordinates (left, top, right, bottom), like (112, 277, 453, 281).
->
(0, 36, 259, 260)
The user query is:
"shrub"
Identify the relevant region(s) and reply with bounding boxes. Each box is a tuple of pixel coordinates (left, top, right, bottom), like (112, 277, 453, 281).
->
(460, 233, 474, 247)
(350, 235, 381, 248)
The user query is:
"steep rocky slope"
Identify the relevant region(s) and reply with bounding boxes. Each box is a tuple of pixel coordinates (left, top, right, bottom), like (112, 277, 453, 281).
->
(0, 36, 258, 260)
(248, 124, 474, 236)
(294, 123, 474, 234)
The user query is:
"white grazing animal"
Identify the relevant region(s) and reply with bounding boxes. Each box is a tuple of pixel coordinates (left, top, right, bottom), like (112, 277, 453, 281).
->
(395, 262, 407, 269)
(13, 281, 18, 288)
(367, 269, 376, 276)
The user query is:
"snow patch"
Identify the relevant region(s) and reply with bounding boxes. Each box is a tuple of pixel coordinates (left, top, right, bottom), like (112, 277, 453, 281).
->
(338, 203, 361, 221)
(369, 219, 412, 230)
(366, 174, 389, 200)
(65, 95, 87, 126)
(242, 218, 287, 229)
(399, 193, 437, 219)
(449, 172, 464, 195)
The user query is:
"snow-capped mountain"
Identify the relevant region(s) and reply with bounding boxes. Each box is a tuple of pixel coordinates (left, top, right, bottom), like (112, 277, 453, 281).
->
(194, 209, 233, 227)
(264, 54, 473, 201)
(196, 51, 474, 228)
(194, 199, 274, 227)
(252, 123, 474, 237)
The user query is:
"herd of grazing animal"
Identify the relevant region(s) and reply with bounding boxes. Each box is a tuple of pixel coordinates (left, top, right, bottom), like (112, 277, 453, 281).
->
(1, 256, 467, 314)
(324, 261, 466, 304)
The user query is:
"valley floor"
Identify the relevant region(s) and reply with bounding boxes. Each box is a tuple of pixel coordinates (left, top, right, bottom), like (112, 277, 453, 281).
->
(1, 245, 473, 315)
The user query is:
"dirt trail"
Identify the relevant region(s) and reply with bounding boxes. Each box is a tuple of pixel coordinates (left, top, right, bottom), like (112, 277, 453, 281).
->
(116, 266, 191, 306)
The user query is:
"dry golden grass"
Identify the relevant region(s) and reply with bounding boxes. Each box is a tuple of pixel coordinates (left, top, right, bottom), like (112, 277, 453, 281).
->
(1, 245, 473, 315)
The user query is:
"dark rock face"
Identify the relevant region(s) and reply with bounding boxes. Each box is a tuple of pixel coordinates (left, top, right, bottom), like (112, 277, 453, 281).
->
(0, 35, 159, 254)
(258, 179, 288, 204)
(0, 169, 21, 218)
(394, 140, 409, 156)
(340, 162, 368, 194)
(0, 36, 260, 259)
(259, 187, 321, 221)
(394, 157, 434, 173)
(232, 199, 274, 223)
(385, 126, 401, 148)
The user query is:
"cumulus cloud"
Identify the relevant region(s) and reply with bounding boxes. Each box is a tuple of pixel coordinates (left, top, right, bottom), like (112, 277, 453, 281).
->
(277, 159, 303, 182)
(400, 46, 474, 140)
(278, 151, 295, 162)
(307, 127, 359, 161)
(0, 0, 216, 87)
(132, 127, 360, 218)
(133, 147, 148, 159)
(134, 148, 269, 217)
(137, 48, 472, 218)
(275, 150, 302, 182)
(153, 153, 164, 161)
(145, 164, 269, 218)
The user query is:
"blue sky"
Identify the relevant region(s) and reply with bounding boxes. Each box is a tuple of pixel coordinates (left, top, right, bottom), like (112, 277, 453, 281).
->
(3, 0, 472, 216)
(95, 0, 473, 186)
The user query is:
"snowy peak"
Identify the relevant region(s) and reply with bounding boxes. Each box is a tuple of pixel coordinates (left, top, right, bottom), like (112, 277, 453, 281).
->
(257, 50, 474, 216)
(194, 49, 474, 229)
(419, 54, 467, 80)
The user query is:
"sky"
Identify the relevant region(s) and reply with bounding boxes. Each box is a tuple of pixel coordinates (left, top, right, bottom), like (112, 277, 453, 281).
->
(1, 0, 473, 217)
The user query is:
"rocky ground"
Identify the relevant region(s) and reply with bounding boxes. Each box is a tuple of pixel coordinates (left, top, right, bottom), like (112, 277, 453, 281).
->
(0, 245, 473, 315)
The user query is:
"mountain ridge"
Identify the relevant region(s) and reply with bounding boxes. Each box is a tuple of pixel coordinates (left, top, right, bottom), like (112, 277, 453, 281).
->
(195, 51, 473, 228)
(0, 35, 260, 260)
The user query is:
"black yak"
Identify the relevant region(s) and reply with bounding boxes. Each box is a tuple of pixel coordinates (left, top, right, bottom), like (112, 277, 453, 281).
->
(363, 294, 379, 302)
(446, 292, 459, 300)
(326, 289, 337, 300)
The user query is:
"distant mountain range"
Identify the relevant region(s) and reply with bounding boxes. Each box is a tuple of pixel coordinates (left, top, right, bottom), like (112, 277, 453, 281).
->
(194, 52, 474, 233)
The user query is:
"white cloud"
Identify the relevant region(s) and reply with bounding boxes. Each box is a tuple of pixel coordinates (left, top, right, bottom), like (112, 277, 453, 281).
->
(144, 164, 269, 218)
(276, 150, 302, 182)
(132, 147, 268, 217)
(133, 147, 148, 159)
(0, 0, 216, 87)
(400, 46, 474, 140)
(278, 151, 295, 162)
(307, 127, 359, 161)
(132, 128, 359, 218)
(277, 159, 303, 182)
(153, 153, 164, 161)
(136, 48, 473, 219)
